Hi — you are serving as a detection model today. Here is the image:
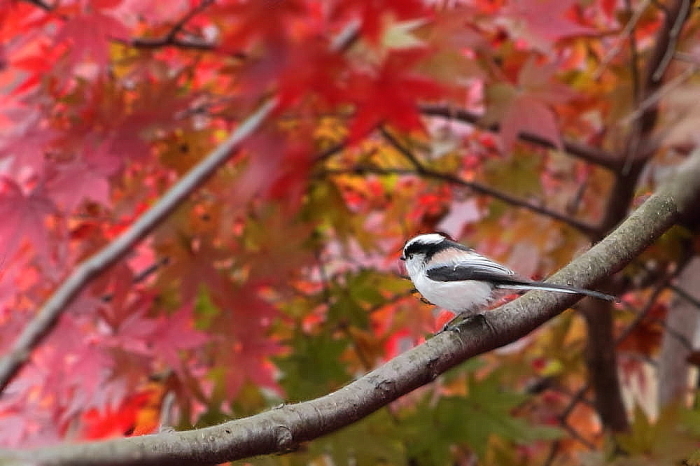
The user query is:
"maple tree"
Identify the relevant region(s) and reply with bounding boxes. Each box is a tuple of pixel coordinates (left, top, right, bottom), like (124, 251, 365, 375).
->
(1, 0, 700, 465)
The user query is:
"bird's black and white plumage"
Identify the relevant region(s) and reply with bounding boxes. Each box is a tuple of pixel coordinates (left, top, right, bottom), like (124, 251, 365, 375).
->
(401, 233, 615, 315)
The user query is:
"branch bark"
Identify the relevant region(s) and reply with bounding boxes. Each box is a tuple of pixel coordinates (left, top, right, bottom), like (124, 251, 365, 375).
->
(2, 148, 699, 466)
(0, 100, 277, 395)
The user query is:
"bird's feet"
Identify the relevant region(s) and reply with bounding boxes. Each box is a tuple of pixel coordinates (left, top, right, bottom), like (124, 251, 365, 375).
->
(437, 313, 486, 334)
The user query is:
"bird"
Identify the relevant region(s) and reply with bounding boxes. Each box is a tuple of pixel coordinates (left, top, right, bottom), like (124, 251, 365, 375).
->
(400, 233, 616, 316)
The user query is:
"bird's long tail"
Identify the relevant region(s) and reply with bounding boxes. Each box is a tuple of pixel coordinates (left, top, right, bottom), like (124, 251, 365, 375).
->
(494, 280, 617, 302)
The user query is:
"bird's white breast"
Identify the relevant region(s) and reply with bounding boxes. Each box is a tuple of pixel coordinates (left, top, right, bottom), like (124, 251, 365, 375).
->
(413, 273, 494, 314)
(405, 258, 495, 314)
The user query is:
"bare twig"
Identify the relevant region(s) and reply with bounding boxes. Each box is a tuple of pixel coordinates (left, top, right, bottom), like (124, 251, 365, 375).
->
(542, 440, 561, 466)
(127, 0, 219, 51)
(616, 285, 667, 346)
(651, 0, 691, 82)
(593, 0, 651, 81)
(321, 165, 600, 236)
(127, 36, 218, 51)
(419, 104, 621, 171)
(377, 128, 601, 236)
(621, 63, 698, 126)
(100, 257, 170, 303)
(165, 0, 215, 42)
(559, 265, 687, 428)
(560, 420, 597, 450)
(626, 0, 643, 105)
(0, 99, 277, 395)
(314, 141, 346, 162)
(20, 0, 54, 11)
(670, 282, 700, 311)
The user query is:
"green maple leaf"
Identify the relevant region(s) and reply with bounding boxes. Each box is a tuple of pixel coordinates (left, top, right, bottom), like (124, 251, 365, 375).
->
(401, 373, 562, 461)
(275, 331, 350, 400)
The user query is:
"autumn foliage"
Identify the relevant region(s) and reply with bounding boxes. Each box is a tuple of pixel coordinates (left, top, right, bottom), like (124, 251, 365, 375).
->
(1, 0, 700, 464)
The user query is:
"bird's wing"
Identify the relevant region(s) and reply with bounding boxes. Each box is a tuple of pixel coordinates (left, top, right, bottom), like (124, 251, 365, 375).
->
(427, 261, 618, 302)
(426, 252, 515, 282)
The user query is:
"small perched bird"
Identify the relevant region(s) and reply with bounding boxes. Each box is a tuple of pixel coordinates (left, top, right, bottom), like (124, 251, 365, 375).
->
(401, 233, 616, 316)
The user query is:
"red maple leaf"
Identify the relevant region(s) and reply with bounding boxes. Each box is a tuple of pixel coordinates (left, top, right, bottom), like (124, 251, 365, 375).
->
(348, 50, 445, 140)
(485, 59, 576, 151)
(148, 304, 209, 370)
(0, 108, 57, 177)
(80, 382, 165, 440)
(209, 285, 283, 399)
(46, 157, 111, 211)
(212, 0, 308, 48)
(54, 8, 129, 68)
(504, 0, 594, 50)
(499, 94, 563, 152)
(0, 177, 56, 261)
(330, 0, 429, 42)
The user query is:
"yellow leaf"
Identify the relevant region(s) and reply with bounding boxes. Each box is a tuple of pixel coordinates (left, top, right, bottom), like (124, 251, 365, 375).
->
(382, 19, 428, 49)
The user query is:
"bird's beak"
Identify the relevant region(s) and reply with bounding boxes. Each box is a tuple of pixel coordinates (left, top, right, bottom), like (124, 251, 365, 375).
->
(399, 255, 406, 261)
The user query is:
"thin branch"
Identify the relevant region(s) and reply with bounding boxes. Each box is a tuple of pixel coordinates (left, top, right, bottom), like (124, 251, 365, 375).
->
(126, 0, 219, 51)
(560, 420, 597, 450)
(560, 268, 686, 427)
(542, 440, 562, 466)
(651, 0, 691, 82)
(4, 145, 699, 466)
(592, 0, 651, 81)
(559, 385, 591, 424)
(165, 0, 215, 42)
(22, 0, 53, 10)
(377, 128, 601, 236)
(616, 284, 668, 346)
(378, 127, 425, 170)
(650, 0, 672, 15)
(0, 99, 277, 395)
(620, 63, 698, 126)
(22, 0, 221, 52)
(330, 18, 362, 52)
(669, 282, 700, 311)
(313, 141, 346, 162)
(419, 104, 621, 171)
(322, 165, 600, 236)
(127, 36, 218, 51)
(100, 257, 170, 303)
(626, 0, 643, 105)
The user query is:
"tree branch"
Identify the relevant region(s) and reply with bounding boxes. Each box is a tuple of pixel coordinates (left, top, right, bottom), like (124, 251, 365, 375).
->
(122, 0, 220, 51)
(0, 99, 277, 395)
(581, 0, 692, 433)
(20, 0, 54, 11)
(3, 149, 699, 466)
(579, 300, 629, 432)
(377, 128, 601, 236)
(21, 0, 222, 52)
(322, 166, 600, 236)
(419, 104, 621, 171)
(126, 36, 217, 51)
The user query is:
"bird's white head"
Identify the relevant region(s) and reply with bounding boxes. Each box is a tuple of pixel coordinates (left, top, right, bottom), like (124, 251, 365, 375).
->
(400, 233, 449, 277)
